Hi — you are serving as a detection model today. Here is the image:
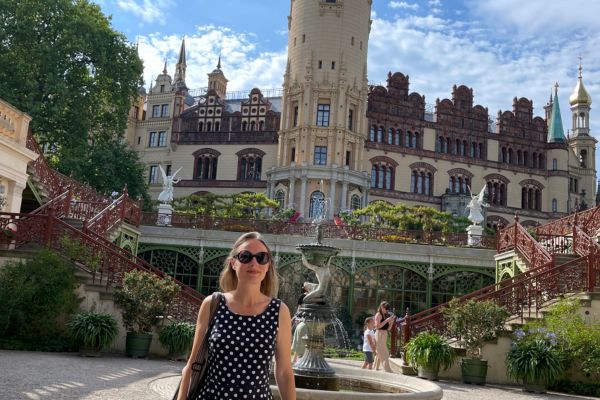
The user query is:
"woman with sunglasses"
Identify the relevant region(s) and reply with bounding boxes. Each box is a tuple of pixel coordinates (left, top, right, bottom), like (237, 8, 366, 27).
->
(178, 232, 296, 400)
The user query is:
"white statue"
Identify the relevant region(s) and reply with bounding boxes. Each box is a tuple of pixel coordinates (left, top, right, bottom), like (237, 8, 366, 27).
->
(158, 165, 183, 204)
(301, 254, 332, 304)
(466, 185, 489, 225)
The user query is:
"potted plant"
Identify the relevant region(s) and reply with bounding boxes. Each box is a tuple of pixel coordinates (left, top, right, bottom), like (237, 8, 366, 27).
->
(404, 331, 455, 380)
(113, 269, 180, 358)
(159, 321, 195, 360)
(506, 328, 565, 393)
(68, 311, 119, 357)
(443, 299, 509, 385)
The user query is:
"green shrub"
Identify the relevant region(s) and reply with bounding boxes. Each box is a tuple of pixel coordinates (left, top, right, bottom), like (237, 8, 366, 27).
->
(506, 337, 565, 386)
(159, 321, 195, 356)
(405, 332, 454, 372)
(0, 250, 81, 350)
(443, 299, 509, 359)
(68, 311, 118, 351)
(113, 269, 180, 333)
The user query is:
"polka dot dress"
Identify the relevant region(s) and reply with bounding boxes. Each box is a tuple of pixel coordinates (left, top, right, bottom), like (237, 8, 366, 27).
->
(196, 296, 281, 399)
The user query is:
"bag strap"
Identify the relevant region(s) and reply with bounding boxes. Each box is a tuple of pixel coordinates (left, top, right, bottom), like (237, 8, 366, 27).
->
(191, 292, 222, 365)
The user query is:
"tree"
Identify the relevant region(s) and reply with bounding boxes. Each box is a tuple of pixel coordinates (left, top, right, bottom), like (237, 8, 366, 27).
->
(0, 0, 146, 198)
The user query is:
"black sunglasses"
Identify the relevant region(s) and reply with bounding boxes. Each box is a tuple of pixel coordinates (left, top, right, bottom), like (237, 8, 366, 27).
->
(234, 251, 270, 265)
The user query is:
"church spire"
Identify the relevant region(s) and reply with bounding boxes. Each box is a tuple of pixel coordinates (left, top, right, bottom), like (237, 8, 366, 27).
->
(174, 37, 187, 90)
(548, 82, 566, 143)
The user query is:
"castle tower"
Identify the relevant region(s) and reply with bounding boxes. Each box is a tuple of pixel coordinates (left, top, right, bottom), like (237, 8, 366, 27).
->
(207, 56, 228, 99)
(267, 0, 373, 219)
(568, 61, 596, 209)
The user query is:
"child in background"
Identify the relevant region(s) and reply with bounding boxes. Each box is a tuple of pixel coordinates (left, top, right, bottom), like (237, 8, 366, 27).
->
(362, 317, 377, 369)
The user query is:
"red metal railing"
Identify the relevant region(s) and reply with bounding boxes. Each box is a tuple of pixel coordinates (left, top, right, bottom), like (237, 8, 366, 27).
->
(85, 188, 141, 235)
(26, 134, 107, 204)
(394, 216, 600, 352)
(0, 212, 203, 322)
(140, 212, 497, 248)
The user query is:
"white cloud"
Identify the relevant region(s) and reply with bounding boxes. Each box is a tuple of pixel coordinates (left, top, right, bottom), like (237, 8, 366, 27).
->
(389, 1, 419, 11)
(138, 25, 286, 93)
(468, 0, 600, 36)
(367, 13, 600, 143)
(116, 0, 173, 24)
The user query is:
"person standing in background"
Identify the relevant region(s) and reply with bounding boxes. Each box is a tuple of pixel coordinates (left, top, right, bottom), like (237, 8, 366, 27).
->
(373, 301, 396, 372)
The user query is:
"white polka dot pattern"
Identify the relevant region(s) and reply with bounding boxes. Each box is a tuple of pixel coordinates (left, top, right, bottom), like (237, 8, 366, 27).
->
(196, 297, 281, 399)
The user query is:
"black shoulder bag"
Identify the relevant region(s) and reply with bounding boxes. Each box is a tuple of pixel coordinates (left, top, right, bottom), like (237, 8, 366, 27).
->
(172, 292, 223, 400)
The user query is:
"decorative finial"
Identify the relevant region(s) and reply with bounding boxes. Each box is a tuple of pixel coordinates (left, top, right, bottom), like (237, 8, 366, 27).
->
(578, 55, 583, 79)
(217, 55, 222, 70)
(554, 82, 559, 96)
(163, 57, 167, 74)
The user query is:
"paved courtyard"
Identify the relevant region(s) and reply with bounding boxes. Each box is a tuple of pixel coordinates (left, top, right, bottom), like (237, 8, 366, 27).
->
(0, 350, 596, 399)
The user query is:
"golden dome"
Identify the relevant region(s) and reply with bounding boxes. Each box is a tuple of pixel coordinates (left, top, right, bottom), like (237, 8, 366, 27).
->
(569, 64, 592, 106)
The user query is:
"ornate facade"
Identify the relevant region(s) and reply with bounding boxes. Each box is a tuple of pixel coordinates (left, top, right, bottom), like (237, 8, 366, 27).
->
(0, 99, 37, 213)
(126, 0, 596, 229)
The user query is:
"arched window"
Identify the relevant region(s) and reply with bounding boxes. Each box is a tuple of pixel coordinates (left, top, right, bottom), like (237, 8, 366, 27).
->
(309, 191, 325, 219)
(538, 153, 544, 169)
(206, 121, 212, 132)
(242, 121, 248, 131)
(501, 147, 507, 163)
(517, 150, 522, 165)
(387, 128, 394, 145)
(194, 149, 220, 181)
(274, 190, 285, 208)
(552, 198, 557, 212)
(215, 121, 220, 131)
(394, 130, 401, 146)
(237, 149, 265, 181)
(369, 125, 376, 142)
(532, 152, 538, 168)
(508, 148, 513, 164)
(198, 121, 204, 132)
(377, 126, 383, 142)
(413, 132, 419, 148)
(580, 149, 587, 168)
(411, 163, 436, 195)
(552, 158, 558, 170)
(350, 194, 361, 210)
(250, 121, 256, 131)
(520, 180, 544, 211)
(370, 158, 396, 190)
(406, 131, 412, 147)
(461, 140, 467, 156)
(258, 120, 264, 131)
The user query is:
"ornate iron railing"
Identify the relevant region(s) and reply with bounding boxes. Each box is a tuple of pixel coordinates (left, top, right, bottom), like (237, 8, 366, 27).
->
(85, 188, 141, 235)
(497, 219, 553, 270)
(26, 134, 107, 203)
(140, 212, 497, 248)
(394, 217, 600, 351)
(0, 212, 203, 322)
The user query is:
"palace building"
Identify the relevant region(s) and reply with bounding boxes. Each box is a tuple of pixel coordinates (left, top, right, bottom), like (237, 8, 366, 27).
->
(126, 0, 596, 229)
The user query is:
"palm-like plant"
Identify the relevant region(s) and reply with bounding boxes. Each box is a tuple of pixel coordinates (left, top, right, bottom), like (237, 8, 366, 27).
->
(68, 311, 119, 352)
(159, 321, 195, 357)
(506, 338, 565, 387)
(405, 332, 454, 375)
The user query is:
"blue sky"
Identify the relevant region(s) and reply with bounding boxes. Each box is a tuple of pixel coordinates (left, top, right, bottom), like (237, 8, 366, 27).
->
(97, 0, 599, 163)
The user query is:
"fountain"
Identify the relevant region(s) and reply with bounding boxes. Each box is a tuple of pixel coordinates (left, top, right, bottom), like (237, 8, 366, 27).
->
(293, 203, 341, 391)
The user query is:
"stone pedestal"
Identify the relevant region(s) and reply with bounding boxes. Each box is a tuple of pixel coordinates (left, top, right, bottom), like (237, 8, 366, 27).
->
(157, 203, 173, 226)
(467, 224, 483, 246)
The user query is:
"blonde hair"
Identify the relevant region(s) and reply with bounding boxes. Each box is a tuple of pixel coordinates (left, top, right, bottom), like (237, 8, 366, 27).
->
(219, 231, 279, 297)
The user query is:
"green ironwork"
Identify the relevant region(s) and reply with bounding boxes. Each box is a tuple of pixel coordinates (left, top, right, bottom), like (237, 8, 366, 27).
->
(135, 244, 493, 327)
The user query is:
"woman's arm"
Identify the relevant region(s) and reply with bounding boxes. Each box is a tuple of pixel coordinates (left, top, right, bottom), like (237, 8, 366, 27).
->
(177, 295, 213, 400)
(275, 302, 296, 400)
(374, 312, 396, 330)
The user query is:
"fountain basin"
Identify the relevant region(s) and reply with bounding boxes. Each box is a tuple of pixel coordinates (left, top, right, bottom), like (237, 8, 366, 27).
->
(274, 361, 443, 399)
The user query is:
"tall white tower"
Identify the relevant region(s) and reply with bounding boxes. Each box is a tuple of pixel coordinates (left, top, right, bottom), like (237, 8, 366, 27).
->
(267, 0, 373, 219)
(568, 61, 596, 209)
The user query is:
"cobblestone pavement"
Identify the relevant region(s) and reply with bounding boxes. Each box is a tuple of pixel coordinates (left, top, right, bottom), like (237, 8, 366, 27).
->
(1, 350, 596, 400)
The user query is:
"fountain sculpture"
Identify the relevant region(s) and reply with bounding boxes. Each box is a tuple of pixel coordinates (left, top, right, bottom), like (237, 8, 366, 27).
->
(293, 196, 341, 391)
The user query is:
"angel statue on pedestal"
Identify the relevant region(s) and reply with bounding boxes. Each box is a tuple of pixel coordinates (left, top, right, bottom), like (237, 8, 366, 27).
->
(158, 165, 183, 204)
(466, 185, 489, 225)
